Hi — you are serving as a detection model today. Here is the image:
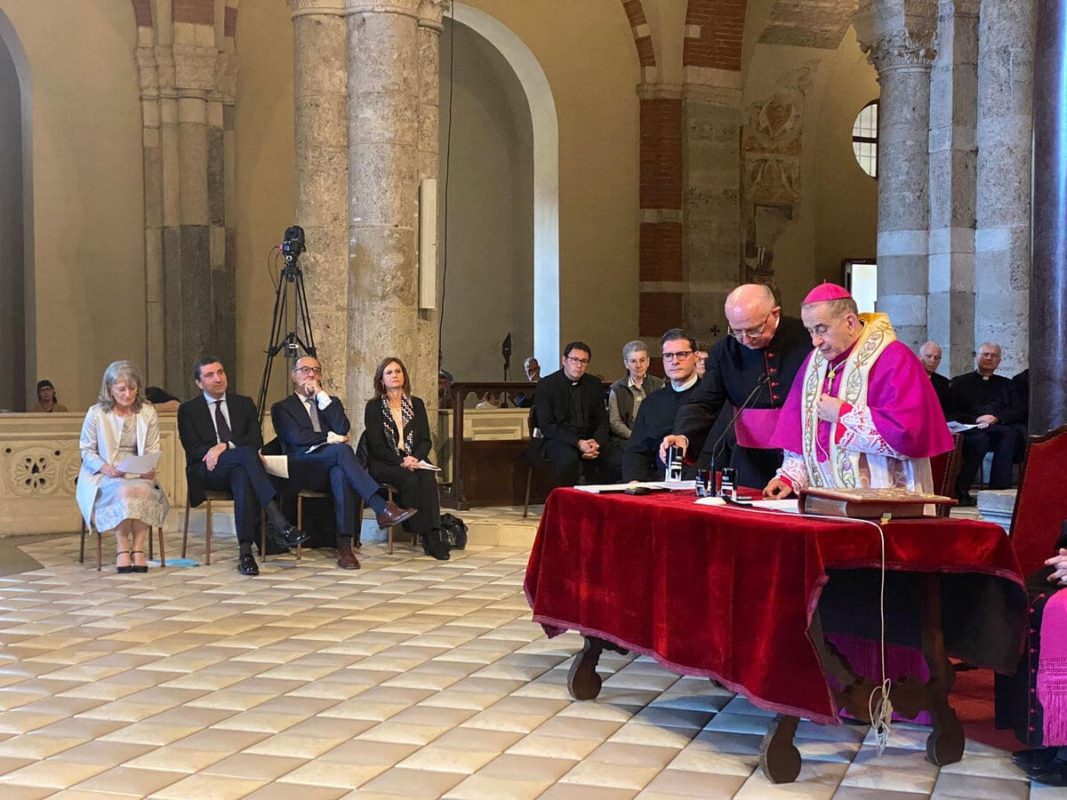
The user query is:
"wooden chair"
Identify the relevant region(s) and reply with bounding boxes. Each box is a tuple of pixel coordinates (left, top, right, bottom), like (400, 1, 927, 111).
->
(181, 490, 265, 566)
(1007, 423, 1067, 577)
(929, 432, 965, 518)
(80, 517, 166, 572)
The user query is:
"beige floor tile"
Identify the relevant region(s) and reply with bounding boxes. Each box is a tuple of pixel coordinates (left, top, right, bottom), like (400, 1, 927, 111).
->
(53, 740, 154, 765)
(443, 773, 550, 800)
(637, 768, 746, 798)
(541, 786, 639, 800)
(245, 732, 356, 759)
(277, 758, 395, 789)
(0, 734, 84, 759)
(244, 785, 349, 800)
(397, 743, 501, 774)
(930, 770, 1029, 799)
(75, 766, 184, 796)
(124, 744, 231, 773)
(357, 766, 466, 797)
(839, 747, 940, 794)
(0, 784, 53, 799)
(0, 758, 110, 789)
(201, 752, 308, 781)
(150, 772, 267, 799)
(506, 733, 602, 761)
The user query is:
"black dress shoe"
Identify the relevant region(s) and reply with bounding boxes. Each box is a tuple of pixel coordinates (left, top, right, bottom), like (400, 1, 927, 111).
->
(422, 529, 451, 561)
(1011, 747, 1058, 770)
(237, 553, 260, 576)
(277, 524, 309, 548)
(376, 501, 417, 529)
(1029, 758, 1067, 786)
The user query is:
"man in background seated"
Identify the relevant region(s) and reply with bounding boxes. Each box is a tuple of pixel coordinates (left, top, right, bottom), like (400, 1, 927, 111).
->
(438, 369, 454, 409)
(515, 356, 540, 408)
(178, 356, 308, 577)
(622, 329, 700, 482)
(918, 341, 953, 416)
(608, 340, 664, 451)
(949, 342, 1024, 505)
(534, 341, 620, 486)
(271, 355, 416, 570)
(33, 380, 67, 412)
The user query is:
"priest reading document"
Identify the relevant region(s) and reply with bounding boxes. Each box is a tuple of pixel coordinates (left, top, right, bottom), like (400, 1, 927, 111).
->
(763, 283, 953, 499)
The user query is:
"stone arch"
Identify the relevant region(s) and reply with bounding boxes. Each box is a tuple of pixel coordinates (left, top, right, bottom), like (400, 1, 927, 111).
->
(620, 0, 656, 69)
(0, 10, 32, 410)
(684, 0, 745, 70)
(448, 3, 560, 366)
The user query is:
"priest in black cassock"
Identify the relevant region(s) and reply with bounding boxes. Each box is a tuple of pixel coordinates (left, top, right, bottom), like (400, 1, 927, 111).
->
(622, 329, 701, 481)
(661, 283, 811, 488)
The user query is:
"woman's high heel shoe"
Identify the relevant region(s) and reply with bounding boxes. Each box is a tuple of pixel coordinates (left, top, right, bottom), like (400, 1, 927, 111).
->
(116, 550, 133, 574)
(130, 550, 148, 573)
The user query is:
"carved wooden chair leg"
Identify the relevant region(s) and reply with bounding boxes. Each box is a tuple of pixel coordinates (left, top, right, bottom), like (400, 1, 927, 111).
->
(759, 714, 802, 783)
(920, 573, 965, 766)
(567, 636, 606, 700)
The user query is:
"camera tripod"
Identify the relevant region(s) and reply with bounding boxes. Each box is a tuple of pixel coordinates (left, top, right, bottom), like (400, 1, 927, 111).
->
(256, 226, 316, 422)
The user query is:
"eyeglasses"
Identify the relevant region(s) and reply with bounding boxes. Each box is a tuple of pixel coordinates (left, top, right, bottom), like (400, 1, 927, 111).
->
(728, 314, 771, 340)
(295, 365, 322, 375)
(565, 356, 590, 366)
(662, 350, 694, 361)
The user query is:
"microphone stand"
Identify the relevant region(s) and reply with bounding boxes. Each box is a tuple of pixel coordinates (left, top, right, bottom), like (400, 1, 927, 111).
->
(707, 374, 770, 496)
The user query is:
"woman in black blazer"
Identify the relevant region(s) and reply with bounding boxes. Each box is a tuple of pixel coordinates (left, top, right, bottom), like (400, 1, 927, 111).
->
(363, 357, 450, 560)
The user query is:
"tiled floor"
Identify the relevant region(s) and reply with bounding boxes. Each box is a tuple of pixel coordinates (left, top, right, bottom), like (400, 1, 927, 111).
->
(0, 516, 1050, 799)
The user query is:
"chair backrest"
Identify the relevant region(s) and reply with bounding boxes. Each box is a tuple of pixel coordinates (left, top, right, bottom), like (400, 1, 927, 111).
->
(1009, 423, 1067, 576)
(355, 431, 370, 468)
(929, 433, 964, 518)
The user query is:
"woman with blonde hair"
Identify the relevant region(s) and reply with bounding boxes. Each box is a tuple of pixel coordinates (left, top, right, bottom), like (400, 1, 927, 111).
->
(75, 361, 169, 573)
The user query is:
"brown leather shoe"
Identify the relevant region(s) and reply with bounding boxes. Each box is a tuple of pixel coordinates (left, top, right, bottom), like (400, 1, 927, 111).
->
(376, 501, 417, 529)
(336, 545, 361, 570)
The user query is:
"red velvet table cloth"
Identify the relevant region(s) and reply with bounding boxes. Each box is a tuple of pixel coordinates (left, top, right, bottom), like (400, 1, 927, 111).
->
(524, 488, 1025, 724)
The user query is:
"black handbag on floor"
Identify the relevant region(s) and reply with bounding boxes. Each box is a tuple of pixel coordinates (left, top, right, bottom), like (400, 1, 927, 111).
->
(440, 513, 467, 550)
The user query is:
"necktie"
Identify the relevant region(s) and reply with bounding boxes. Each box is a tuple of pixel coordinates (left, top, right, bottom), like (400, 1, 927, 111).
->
(214, 400, 233, 443)
(307, 398, 322, 433)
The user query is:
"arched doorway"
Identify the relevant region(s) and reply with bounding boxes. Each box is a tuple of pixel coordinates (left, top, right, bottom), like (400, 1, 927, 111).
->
(0, 11, 30, 411)
(440, 4, 558, 379)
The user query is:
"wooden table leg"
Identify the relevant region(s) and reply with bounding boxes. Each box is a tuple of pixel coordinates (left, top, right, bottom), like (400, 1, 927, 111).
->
(567, 636, 628, 701)
(759, 714, 802, 783)
(920, 573, 965, 766)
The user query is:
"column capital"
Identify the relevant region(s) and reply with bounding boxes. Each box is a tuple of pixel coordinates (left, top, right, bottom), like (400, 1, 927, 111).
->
(417, 0, 446, 30)
(855, 0, 938, 73)
(344, 0, 421, 17)
(289, 0, 344, 17)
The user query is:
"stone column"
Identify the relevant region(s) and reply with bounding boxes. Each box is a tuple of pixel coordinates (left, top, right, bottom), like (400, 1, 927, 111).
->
(414, 0, 444, 410)
(289, 0, 350, 401)
(855, 0, 938, 353)
(346, 0, 423, 412)
(1031, 0, 1067, 432)
(137, 2, 237, 391)
(926, 0, 978, 376)
(974, 0, 1035, 375)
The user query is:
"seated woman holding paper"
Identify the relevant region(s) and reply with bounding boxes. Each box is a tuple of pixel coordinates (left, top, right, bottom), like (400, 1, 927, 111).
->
(76, 360, 169, 573)
(363, 357, 449, 560)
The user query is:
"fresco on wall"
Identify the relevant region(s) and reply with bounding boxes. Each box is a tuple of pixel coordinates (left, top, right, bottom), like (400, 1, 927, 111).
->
(741, 60, 820, 288)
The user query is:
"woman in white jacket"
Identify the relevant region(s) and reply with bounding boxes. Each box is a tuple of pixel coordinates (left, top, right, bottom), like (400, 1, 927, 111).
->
(76, 361, 169, 573)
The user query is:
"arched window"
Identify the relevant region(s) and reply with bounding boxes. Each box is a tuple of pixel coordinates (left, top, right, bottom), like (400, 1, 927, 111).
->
(851, 100, 878, 178)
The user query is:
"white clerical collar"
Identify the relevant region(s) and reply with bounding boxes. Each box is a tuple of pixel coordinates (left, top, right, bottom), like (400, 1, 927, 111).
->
(671, 373, 699, 392)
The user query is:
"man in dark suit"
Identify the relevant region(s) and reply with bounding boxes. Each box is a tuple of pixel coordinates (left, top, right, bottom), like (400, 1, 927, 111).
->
(177, 356, 307, 577)
(271, 355, 415, 570)
(534, 341, 620, 486)
(919, 341, 953, 416)
(949, 342, 1025, 504)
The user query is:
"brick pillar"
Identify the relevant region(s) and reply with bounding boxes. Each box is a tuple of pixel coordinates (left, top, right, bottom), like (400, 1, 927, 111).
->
(680, 0, 744, 341)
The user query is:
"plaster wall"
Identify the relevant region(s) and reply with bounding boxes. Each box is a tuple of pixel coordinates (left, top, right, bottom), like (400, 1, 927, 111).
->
(232, 0, 296, 405)
(455, 0, 640, 377)
(440, 20, 534, 382)
(0, 0, 144, 411)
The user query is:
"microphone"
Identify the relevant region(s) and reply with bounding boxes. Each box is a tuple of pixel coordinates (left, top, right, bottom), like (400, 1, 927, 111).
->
(707, 373, 770, 496)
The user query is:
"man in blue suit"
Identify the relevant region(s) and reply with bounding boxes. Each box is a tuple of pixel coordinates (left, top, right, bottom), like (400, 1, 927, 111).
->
(271, 355, 415, 569)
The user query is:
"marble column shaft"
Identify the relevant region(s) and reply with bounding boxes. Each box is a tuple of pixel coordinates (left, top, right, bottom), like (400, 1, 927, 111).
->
(974, 0, 1034, 375)
(291, 2, 350, 403)
(347, 0, 423, 411)
(926, 0, 978, 377)
(1030, 0, 1067, 432)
